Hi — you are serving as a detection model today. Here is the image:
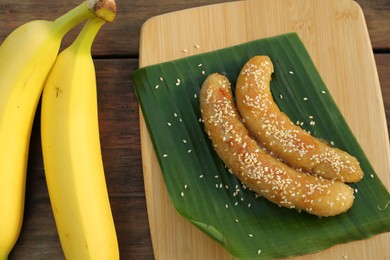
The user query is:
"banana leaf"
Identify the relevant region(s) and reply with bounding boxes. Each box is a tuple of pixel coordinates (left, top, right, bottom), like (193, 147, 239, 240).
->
(133, 33, 390, 259)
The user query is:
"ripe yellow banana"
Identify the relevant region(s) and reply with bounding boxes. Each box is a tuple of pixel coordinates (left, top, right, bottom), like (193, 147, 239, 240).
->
(0, 1, 109, 258)
(40, 9, 118, 260)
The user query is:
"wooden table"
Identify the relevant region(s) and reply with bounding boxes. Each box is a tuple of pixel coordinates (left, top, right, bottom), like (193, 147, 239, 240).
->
(0, 0, 388, 259)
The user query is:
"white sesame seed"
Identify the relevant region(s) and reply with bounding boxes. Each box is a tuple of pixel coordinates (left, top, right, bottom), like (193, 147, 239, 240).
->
(198, 63, 203, 67)
(194, 93, 197, 98)
(303, 97, 308, 101)
(370, 174, 374, 179)
(182, 49, 188, 53)
(155, 85, 159, 89)
(167, 122, 172, 126)
(235, 219, 239, 223)
(159, 77, 164, 81)
(280, 94, 283, 99)
(184, 184, 188, 189)
(188, 149, 192, 153)
(225, 204, 229, 208)
(248, 234, 253, 238)
(248, 203, 251, 208)
(183, 139, 187, 143)
(199, 175, 204, 178)
(174, 113, 178, 117)
(202, 70, 206, 75)
(163, 154, 168, 158)
(194, 44, 200, 49)
(289, 71, 294, 74)
(257, 249, 262, 255)
(180, 192, 184, 197)
(321, 90, 326, 94)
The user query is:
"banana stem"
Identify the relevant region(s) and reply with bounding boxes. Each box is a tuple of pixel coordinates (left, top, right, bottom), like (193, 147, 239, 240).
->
(71, 17, 105, 52)
(53, 2, 94, 37)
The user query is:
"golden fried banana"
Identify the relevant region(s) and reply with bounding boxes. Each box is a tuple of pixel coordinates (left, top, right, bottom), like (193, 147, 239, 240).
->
(200, 73, 354, 217)
(235, 56, 363, 183)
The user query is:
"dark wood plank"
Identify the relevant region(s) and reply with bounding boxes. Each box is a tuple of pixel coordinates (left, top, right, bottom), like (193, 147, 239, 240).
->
(0, 0, 388, 57)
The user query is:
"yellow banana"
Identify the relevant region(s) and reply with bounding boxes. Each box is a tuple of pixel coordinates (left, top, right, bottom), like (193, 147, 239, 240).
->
(0, 1, 109, 258)
(40, 8, 118, 260)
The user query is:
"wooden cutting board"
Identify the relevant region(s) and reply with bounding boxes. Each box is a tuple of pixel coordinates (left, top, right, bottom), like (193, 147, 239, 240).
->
(138, 0, 390, 259)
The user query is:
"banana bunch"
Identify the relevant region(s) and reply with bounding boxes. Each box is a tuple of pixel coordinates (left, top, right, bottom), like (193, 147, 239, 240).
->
(0, 1, 118, 259)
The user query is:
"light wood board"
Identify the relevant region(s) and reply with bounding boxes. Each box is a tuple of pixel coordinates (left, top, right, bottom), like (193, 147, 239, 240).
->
(138, 0, 390, 259)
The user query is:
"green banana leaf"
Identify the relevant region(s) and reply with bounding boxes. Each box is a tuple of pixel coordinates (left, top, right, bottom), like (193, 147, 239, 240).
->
(133, 33, 390, 259)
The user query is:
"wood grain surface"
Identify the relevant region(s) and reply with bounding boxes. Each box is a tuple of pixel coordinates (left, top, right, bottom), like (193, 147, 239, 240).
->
(0, 0, 388, 259)
(138, 0, 390, 259)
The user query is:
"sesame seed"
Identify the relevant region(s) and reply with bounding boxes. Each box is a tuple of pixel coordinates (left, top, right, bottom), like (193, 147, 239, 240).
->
(167, 122, 172, 126)
(163, 154, 168, 158)
(188, 149, 192, 153)
(159, 77, 164, 81)
(235, 219, 239, 223)
(321, 90, 326, 94)
(198, 63, 203, 67)
(194, 93, 197, 98)
(303, 97, 308, 101)
(214, 175, 219, 178)
(257, 249, 262, 255)
(289, 71, 294, 74)
(280, 94, 283, 99)
(155, 85, 159, 89)
(248, 234, 253, 238)
(182, 49, 188, 53)
(199, 175, 204, 178)
(370, 174, 374, 178)
(225, 204, 229, 208)
(248, 203, 251, 208)
(202, 70, 206, 75)
(184, 184, 188, 189)
(194, 44, 200, 49)
(174, 113, 178, 117)
(180, 192, 184, 197)
(183, 139, 187, 143)
(354, 188, 358, 193)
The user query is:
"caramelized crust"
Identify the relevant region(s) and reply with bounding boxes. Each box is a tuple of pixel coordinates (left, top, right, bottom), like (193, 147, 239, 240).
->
(200, 73, 354, 217)
(235, 56, 363, 183)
